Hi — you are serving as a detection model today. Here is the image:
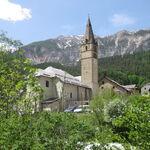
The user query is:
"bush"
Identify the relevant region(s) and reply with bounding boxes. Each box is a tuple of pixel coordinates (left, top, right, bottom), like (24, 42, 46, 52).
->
(0, 112, 96, 150)
(113, 95, 150, 149)
(104, 98, 127, 123)
(90, 91, 149, 149)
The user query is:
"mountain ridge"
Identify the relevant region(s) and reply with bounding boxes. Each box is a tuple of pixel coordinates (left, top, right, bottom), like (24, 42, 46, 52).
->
(23, 28, 150, 65)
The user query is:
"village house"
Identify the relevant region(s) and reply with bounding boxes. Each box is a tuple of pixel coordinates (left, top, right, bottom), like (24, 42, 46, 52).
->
(141, 83, 150, 96)
(99, 77, 138, 95)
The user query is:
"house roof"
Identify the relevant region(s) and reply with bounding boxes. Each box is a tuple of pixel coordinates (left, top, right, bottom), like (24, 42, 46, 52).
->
(36, 67, 90, 89)
(123, 84, 136, 90)
(142, 83, 150, 88)
(144, 83, 150, 86)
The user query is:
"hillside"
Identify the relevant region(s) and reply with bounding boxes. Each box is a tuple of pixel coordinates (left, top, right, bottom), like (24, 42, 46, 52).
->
(24, 28, 150, 65)
(35, 50, 150, 87)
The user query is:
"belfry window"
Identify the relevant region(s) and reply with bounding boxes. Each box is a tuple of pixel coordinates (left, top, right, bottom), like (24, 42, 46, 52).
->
(46, 80, 49, 87)
(85, 46, 88, 51)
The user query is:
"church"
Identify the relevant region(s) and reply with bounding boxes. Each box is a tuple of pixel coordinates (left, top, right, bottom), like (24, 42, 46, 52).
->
(36, 17, 134, 112)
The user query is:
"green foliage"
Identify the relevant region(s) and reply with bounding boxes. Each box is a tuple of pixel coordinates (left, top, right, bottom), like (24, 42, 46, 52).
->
(90, 91, 150, 149)
(90, 89, 118, 125)
(90, 90, 122, 144)
(113, 95, 150, 149)
(0, 84, 149, 149)
(0, 33, 43, 117)
(0, 112, 95, 150)
(104, 98, 127, 123)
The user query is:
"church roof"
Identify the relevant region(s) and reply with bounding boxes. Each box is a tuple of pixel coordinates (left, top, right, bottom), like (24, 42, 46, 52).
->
(75, 76, 81, 81)
(85, 17, 95, 43)
(36, 67, 90, 89)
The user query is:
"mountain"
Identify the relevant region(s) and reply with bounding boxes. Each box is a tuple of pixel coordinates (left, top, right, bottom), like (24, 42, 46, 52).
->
(23, 28, 150, 65)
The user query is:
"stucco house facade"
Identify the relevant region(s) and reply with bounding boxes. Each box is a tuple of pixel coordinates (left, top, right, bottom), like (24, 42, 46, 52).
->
(141, 83, 150, 96)
(99, 77, 137, 95)
(36, 67, 91, 112)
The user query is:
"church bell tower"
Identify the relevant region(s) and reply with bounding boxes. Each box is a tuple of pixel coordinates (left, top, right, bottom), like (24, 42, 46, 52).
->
(81, 17, 99, 93)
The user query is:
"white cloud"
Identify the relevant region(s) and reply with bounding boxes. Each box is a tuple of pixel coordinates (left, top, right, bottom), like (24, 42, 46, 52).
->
(0, 0, 31, 22)
(110, 14, 135, 27)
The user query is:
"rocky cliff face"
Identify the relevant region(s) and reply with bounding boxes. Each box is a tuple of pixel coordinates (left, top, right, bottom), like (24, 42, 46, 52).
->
(23, 28, 150, 65)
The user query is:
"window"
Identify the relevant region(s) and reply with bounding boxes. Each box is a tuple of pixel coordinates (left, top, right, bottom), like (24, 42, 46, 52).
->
(46, 80, 49, 87)
(113, 86, 115, 89)
(101, 87, 104, 89)
(70, 93, 72, 98)
(102, 81, 104, 84)
(85, 46, 88, 51)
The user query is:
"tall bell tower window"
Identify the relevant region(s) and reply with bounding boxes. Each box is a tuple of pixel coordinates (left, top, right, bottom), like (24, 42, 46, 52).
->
(85, 46, 88, 51)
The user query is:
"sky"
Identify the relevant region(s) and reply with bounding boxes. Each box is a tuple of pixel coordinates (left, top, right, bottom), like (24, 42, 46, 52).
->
(0, 0, 150, 45)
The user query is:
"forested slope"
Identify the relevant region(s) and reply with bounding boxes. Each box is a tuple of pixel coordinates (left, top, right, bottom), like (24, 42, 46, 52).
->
(34, 50, 150, 87)
(99, 50, 150, 87)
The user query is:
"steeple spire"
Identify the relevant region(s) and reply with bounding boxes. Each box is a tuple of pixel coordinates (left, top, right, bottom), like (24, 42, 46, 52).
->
(85, 17, 95, 43)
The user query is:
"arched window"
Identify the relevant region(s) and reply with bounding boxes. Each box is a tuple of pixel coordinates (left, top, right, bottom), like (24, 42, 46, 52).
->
(85, 46, 88, 51)
(46, 81, 49, 87)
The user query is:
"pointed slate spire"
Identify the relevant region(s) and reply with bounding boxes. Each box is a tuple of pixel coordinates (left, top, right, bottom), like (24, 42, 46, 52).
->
(85, 17, 95, 43)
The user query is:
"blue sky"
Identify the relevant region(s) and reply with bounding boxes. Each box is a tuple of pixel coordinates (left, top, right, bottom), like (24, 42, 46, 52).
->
(0, 0, 150, 45)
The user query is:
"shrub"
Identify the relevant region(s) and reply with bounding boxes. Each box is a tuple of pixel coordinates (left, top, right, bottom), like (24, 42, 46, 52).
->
(0, 112, 96, 150)
(113, 95, 150, 149)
